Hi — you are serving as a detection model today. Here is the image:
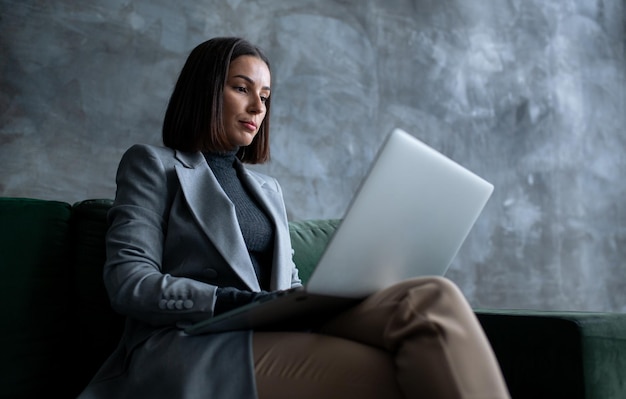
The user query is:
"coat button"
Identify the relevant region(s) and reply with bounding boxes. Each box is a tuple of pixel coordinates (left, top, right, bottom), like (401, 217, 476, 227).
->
(183, 299, 194, 309)
(167, 299, 176, 310)
(175, 300, 184, 310)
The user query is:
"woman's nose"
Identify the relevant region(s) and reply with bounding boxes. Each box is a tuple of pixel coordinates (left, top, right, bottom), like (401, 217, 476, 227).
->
(248, 97, 264, 114)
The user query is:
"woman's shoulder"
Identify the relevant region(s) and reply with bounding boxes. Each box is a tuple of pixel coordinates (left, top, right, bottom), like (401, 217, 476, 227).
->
(123, 143, 175, 159)
(113, 144, 183, 182)
(119, 144, 183, 168)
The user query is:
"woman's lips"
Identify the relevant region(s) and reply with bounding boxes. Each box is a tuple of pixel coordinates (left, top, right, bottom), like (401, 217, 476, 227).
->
(240, 120, 257, 131)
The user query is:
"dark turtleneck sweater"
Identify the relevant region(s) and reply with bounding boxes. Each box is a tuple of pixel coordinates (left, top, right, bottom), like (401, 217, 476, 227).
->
(203, 150, 274, 290)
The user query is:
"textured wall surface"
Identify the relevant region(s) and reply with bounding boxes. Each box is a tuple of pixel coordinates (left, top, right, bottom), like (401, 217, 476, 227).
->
(1, 0, 625, 312)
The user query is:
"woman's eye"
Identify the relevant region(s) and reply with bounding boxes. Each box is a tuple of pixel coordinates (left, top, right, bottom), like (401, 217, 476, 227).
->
(260, 96, 268, 103)
(234, 86, 247, 93)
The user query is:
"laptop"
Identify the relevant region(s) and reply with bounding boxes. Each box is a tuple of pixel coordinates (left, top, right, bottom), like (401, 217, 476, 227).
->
(184, 128, 494, 335)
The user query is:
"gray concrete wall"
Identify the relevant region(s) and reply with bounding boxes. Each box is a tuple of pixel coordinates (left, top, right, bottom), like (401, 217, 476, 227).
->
(1, 0, 625, 312)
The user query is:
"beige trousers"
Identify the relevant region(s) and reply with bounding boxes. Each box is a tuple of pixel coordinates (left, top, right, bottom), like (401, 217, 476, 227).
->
(253, 276, 510, 399)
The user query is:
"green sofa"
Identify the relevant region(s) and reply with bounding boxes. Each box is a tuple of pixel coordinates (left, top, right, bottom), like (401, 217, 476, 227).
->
(1, 197, 625, 398)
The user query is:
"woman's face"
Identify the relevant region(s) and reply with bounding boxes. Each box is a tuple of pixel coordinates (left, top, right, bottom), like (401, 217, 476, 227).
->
(222, 55, 271, 149)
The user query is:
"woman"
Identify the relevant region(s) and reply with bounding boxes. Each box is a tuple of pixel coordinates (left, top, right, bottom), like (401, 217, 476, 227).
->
(78, 37, 510, 399)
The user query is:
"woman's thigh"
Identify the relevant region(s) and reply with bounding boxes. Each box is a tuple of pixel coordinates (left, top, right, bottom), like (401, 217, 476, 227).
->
(253, 331, 403, 399)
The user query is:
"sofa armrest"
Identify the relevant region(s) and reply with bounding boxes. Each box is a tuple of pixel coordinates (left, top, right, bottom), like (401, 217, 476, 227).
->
(475, 309, 626, 399)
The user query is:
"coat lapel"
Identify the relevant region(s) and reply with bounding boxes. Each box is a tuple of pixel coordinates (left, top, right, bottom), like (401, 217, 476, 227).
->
(236, 164, 294, 290)
(174, 150, 260, 291)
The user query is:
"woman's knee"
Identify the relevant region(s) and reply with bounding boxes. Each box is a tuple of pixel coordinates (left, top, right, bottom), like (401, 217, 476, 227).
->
(391, 276, 474, 323)
(404, 276, 465, 301)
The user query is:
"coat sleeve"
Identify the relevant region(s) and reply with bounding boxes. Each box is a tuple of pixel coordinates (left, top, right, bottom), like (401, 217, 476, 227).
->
(103, 144, 218, 327)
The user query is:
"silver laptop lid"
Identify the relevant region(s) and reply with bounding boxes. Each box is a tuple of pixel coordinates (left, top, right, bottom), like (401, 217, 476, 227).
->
(305, 128, 494, 298)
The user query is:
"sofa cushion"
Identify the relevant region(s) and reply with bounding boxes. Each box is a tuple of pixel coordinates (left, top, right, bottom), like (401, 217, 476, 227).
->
(0, 197, 73, 398)
(288, 219, 341, 283)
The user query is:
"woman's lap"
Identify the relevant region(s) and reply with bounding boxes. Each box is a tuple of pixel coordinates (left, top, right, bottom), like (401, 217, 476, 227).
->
(253, 331, 403, 399)
(253, 277, 510, 399)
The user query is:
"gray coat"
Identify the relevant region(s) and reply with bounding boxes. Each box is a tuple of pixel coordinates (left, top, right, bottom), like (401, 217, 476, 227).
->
(78, 144, 301, 399)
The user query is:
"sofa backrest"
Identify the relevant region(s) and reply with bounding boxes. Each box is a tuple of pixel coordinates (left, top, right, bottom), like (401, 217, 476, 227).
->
(0, 197, 340, 397)
(70, 199, 124, 396)
(0, 198, 74, 398)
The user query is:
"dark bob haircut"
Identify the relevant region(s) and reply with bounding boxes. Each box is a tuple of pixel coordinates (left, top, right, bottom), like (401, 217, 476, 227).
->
(162, 37, 271, 164)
